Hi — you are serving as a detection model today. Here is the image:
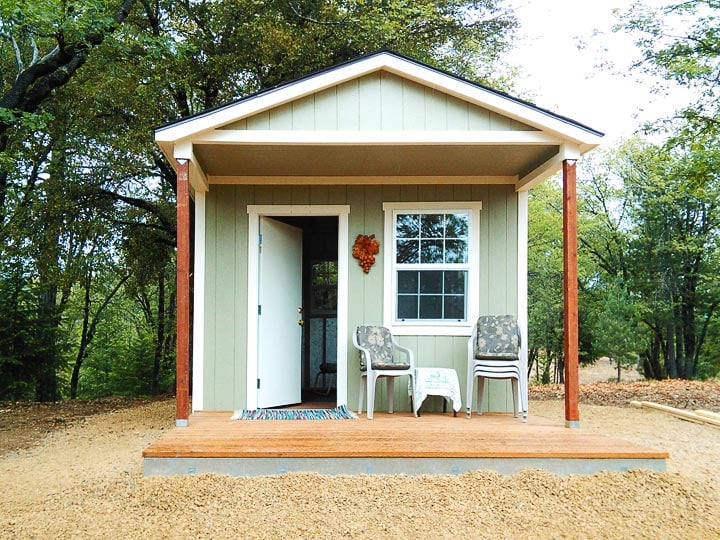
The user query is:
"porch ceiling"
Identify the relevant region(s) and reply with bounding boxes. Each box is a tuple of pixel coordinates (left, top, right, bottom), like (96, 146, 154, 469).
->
(193, 143, 560, 179)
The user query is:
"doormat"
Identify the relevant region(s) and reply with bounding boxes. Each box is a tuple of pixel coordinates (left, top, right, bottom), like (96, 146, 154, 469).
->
(231, 405, 357, 420)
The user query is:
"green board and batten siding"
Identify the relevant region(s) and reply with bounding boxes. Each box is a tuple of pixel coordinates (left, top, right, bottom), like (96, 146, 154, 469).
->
(203, 184, 519, 413)
(220, 71, 537, 132)
(202, 68, 527, 412)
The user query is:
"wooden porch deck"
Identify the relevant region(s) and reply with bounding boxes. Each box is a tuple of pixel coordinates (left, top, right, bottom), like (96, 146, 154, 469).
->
(143, 410, 668, 476)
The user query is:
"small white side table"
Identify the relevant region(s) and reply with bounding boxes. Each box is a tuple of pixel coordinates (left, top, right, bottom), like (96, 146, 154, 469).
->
(412, 367, 462, 417)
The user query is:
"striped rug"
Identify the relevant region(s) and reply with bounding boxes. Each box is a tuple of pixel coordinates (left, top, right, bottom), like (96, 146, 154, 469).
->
(231, 405, 357, 420)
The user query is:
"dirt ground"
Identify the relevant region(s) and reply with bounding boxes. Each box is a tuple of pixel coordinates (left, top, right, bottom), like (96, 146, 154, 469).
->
(2, 370, 720, 539)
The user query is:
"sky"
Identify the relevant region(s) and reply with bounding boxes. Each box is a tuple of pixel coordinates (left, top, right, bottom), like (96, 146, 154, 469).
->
(504, 0, 697, 144)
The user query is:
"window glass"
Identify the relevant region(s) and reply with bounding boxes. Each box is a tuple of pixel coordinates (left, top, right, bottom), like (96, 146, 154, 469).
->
(393, 211, 470, 322)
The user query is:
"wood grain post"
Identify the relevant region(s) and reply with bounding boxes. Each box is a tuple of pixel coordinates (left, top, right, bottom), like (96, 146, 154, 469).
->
(176, 159, 190, 427)
(563, 159, 580, 428)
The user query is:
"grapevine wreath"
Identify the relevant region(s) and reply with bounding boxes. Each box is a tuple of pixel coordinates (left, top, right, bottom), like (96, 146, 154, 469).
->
(352, 233, 380, 273)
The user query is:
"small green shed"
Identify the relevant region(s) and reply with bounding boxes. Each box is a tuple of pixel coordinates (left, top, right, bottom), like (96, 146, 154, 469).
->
(155, 51, 602, 426)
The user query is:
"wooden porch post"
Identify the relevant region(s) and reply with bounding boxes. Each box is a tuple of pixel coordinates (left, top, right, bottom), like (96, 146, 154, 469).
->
(563, 159, 580, 428)
(176, 159, 190, 427)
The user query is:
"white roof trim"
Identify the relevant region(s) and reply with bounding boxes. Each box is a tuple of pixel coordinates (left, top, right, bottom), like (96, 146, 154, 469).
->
(155, 52, 602, 148)
(210, 175, 517, 185)
(191, 129, 562, 146)
(517, 143, 581, 192)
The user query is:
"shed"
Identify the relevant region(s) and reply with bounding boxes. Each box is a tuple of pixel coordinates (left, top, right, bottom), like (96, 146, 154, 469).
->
(155, 51, 602, 426)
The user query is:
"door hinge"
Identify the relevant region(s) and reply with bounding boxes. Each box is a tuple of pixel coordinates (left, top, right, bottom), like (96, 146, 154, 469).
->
(257, 378, 261, 389)
(258, 304, 262, 315)
(258, 233, 262, 252)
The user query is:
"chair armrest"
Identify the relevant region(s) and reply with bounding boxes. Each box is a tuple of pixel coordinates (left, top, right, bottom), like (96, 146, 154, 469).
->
(467, 324, 477, 362)
(352, 330, 371, 370)
(392, 339, 415, 369)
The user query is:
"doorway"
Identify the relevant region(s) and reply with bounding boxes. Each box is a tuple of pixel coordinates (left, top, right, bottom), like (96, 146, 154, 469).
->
(266, 216, 338, 407)
(246, 205, 349, 410)
(301, 219, 339, 405)
(246, 205, 350, 409)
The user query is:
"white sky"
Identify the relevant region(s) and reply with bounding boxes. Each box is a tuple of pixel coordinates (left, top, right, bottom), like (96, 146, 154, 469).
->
(504, 0, 697, 143)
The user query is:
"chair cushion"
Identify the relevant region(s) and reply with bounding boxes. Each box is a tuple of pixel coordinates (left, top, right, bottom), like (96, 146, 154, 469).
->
(474, 315, 520, 360)
(356, 325, 407, 370)
(371, 360, 411, 370)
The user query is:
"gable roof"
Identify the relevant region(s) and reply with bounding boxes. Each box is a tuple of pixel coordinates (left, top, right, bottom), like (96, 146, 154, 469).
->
(156, 50, 602, 191)
(157, 50, 602, 142)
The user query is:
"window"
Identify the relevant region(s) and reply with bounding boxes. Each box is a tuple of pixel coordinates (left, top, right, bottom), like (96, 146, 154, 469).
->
(383, 202, 481, 335)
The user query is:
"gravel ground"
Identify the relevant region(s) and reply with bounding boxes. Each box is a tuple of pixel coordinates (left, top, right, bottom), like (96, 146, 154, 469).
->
(2, 387, 720, 539)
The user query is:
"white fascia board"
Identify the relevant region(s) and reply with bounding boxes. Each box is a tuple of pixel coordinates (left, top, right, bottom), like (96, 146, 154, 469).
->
(193, 129, 560, 146)
(516, 143, 581, 192)
(155, 52, 602, 148)
(155, 55, 391, 143)
(168, 141, 209, 193)
(379, 55, 603, 148)
(157, 141, 175, 168)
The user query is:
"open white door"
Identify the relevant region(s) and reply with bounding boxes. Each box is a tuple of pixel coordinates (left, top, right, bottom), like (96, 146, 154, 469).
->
(257, 217, 303, 408)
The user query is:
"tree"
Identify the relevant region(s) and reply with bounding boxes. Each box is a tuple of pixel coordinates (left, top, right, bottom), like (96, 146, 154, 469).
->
(579, 136, 720, 380)
(618, 1, 720, 137)
(0, 0, 520, 400)
(592, 280, 643, 382)
(0, 0, 136, 221)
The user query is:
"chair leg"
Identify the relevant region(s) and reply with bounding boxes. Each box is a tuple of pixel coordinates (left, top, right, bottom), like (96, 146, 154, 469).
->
(477, 377, 485, 416)
(314, 371, 331, 395)
(409, 373, 418, 417)
(520, 373, 528, 422)
(511, 378, 519, 418)
(358, 375, 365, 415)
(466, 371, 474, 419)
(386, 377, 394, 414)
(367, 373, 377, 420)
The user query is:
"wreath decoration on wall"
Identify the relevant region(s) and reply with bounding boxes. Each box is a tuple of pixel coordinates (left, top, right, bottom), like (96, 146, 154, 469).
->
(352, 234, 380, 273)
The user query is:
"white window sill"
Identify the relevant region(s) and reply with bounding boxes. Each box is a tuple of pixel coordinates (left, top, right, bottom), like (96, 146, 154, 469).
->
(388, 323, 474, 337)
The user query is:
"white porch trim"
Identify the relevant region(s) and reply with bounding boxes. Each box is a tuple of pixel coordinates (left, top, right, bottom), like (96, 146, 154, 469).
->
(517, 190, 529, 387)
(246, 204, 351, 409)
(209, 175, 517, 185)
(191, 130, 560, 146)
(517, 143, 581, 192)
(192, 191, 206, 411)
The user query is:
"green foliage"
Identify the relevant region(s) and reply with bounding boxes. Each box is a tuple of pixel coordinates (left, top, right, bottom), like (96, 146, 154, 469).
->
(0, 0, 518, 400)
(591, 280, 643, 381)
(578, 134, 720, 381)
(527, 180, 601, 384)
(617, 1, 720, 137)
(527, 181, 564, 383)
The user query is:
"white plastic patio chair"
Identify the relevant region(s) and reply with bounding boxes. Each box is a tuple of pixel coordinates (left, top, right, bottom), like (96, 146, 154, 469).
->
(353, 325, 417, 420)
(466, 315, 528, 422)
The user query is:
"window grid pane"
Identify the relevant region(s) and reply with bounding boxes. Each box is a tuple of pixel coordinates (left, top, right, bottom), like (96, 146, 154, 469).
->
(396, 270, 467, 321)
(394, 211, 470, 322)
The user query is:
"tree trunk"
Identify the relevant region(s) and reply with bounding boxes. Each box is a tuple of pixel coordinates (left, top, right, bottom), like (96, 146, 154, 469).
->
(152, 271, 165, 395)
(35, 283, 60, 402)
(665, 321, 678, 379)
(70, 271, 93, 399)
(70, 270, 128, 399)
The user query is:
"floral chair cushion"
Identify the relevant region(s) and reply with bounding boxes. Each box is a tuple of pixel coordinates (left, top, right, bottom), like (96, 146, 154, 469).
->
(473, 315, 520, 360)
(356, 325, 411, 371)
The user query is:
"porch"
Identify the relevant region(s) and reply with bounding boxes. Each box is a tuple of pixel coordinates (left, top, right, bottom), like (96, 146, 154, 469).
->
(142, 409, 668, 477)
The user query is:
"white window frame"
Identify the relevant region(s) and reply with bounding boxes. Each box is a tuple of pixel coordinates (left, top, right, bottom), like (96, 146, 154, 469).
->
(383, 201, 481, 336)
